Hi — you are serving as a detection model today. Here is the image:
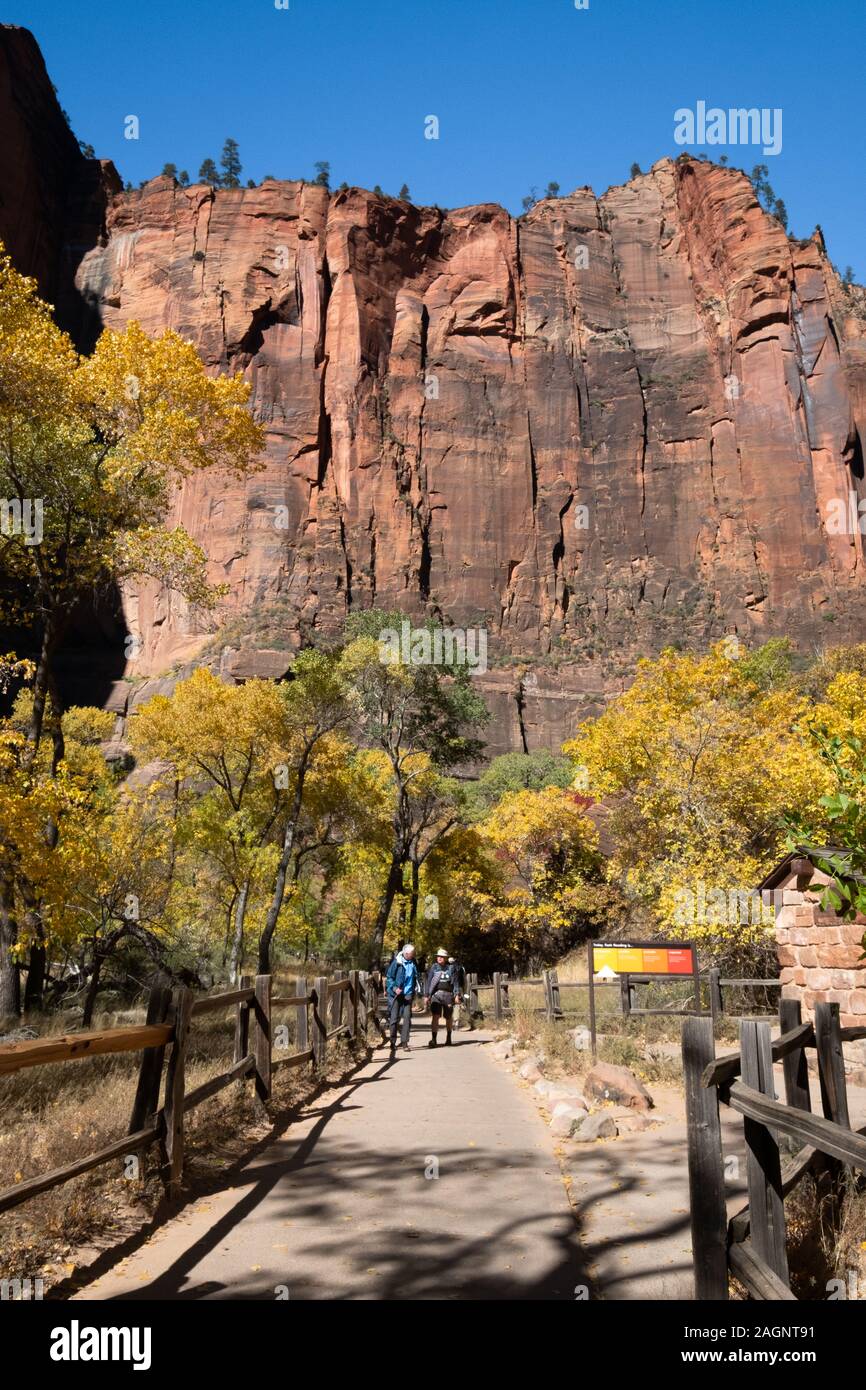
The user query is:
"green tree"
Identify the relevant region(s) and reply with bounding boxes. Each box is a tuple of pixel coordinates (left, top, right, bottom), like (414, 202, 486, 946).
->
(630, 162, 643, 178)
(178, 170, 190, 186)
(313, 160, 331, 189)
(161, 162, 178, 180)
(343, 610, 488, 962)
(220, 138, 242, 189)
(398, 183, 411, 200)
(545, 181, 561, 198)
(199, 158, 221, 186)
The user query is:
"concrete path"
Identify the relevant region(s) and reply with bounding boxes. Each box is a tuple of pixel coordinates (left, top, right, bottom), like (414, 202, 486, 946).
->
(76, 1031, 588, 1301)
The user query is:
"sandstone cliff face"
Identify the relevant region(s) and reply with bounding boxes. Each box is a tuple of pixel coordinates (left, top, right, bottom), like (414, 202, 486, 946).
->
(3, 26, 866, 753)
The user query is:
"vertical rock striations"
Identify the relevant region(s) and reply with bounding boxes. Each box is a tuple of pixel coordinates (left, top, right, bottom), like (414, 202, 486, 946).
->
(2, 25, 866, 750)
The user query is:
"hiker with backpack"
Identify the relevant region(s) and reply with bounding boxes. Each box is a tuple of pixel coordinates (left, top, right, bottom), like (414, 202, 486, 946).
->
(385, 943, 420, 1057)
(424, 948, 462, 1048)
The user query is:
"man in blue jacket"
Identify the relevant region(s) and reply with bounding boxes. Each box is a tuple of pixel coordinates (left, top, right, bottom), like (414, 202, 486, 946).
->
(385, 943, 420, 1057)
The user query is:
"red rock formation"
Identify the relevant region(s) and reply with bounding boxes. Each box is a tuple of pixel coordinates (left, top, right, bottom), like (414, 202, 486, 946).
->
(3, 25, 866, 753)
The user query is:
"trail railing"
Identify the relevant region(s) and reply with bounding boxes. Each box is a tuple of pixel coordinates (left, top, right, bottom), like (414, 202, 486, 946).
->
(469, 966, 786, 1024)
(0, 968, 379, 1215)
(683, 999, 866, 1300)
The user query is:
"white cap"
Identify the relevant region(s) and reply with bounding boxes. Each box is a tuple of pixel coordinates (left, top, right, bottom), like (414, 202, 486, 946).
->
(435, 947, 447, 956)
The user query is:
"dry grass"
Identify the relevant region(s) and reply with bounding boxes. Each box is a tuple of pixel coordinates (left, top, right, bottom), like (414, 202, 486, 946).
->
(785, 1168, 866, 1299)
(501, 996, 684, 1087)
(0, 968, 372, 1292)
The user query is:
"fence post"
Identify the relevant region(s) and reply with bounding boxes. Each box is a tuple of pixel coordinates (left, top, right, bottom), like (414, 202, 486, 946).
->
(163, 986, 193, 1199)
(682, 1014, 728, 1299)
(542, 969, 552, 1022)
(493, 972, 502, 1022)
(620, 973, 631, 1019)
(358, 971, 368, 1036)
(501, 976, 510, 1016)
(740, 1019, 789, 1284)
(815, 1001, 851, 1185)
(550, 968, 562, 1019)
(779, 997, 810, 1113)
(252, 974, 272, 1113)
(468, 972, 480, 1022)
(708, 967, 723, 1021)
(814, 1001, 850, 1129)
(233, 973, 252, 1096)
(295, 976, 309, 1057)
(313, 975, 328, 1068)
(128, 974, 172, 1138)
(348, 969, 360, 1039)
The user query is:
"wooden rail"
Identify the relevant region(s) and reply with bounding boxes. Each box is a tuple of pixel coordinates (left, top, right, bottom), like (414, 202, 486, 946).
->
(0, 967, 378, 1214)
(684, 997, 864, 1300)
(0, 1024, 174, 1075)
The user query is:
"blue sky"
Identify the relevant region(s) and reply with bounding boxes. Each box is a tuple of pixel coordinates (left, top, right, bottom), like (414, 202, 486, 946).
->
(7, 0, 864, 275)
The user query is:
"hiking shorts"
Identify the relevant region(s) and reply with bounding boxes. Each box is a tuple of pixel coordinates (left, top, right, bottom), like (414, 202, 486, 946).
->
(430, 993, 454, 1018)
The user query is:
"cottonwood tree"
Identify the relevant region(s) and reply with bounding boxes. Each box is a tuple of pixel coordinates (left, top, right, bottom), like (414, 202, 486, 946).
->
(342, 612, 488, 964)
(0, 249, 262, 1009)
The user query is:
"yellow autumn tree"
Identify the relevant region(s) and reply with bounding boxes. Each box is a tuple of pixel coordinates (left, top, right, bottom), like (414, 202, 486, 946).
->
(0, 246, 264, 1012)
(474, 785, 614, 970)
(563, 643, 826, 949)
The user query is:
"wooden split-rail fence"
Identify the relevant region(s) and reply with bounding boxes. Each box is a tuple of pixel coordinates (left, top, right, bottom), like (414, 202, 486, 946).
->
(684, 999, 866, 1299)
(470, 967, 785, 1025)
(0, 969, 382, 1217)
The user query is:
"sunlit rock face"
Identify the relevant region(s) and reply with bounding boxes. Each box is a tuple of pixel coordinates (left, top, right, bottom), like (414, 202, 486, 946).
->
(3, 24, 866, 753)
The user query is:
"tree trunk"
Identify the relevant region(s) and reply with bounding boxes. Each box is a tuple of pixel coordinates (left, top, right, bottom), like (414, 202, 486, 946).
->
(408, 859, 420, 934)
(24, 939, 46, 1012)
(228, 879, 249, 984)
(0, 879, 20, 1020)
(257, 753, 309, 975)
(23, 615, 59, 766)
(82, 949, 104, 1028)
(369, 852, 405, 967)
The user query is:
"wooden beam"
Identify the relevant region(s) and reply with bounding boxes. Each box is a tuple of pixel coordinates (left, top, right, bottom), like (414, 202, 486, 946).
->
(683, 1015, 729, 1300)
(728, 1241, 797, 1301)
(312, 976, 328, 1068)
(740, 1020, 789, 1283)
(779, 998, 811, 1114)
(815, 1002, 851, 1131)
(128, 977, 172, 1136)
(725, 1082, 866, 1173)
(0, 1024, 174, 1076)
(702, 1022, 814, 1089)
(163, 987, 192, 1198)
(190, 987, 255, 1015)
(295, 976, 309, 1056)
(252, 974, 272, 1114)
(272, 1048, 314, 1071)
(183, 1055, 254, 1112)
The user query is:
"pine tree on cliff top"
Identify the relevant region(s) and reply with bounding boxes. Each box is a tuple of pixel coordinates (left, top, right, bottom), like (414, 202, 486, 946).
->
(199, 158, 220, 187)
(220, 138, 242, 189)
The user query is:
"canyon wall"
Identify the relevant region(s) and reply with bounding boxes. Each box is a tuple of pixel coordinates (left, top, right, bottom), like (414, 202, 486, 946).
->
(3, 25, 866, 753)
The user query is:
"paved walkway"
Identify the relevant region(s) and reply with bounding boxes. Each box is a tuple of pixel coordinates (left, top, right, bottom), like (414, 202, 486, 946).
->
(77, 1031, 587, 1301)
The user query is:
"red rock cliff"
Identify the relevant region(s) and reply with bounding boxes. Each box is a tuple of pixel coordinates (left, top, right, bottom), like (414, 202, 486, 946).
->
(3, 25, 866, 753)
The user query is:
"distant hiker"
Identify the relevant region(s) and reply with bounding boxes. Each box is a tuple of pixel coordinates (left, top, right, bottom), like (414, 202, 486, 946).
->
(425, 948, 461, 1047)
(386, 943, 420, 1056)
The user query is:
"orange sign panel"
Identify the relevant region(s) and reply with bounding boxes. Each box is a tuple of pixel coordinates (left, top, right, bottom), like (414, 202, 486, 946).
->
(592, 942, 695, 977)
